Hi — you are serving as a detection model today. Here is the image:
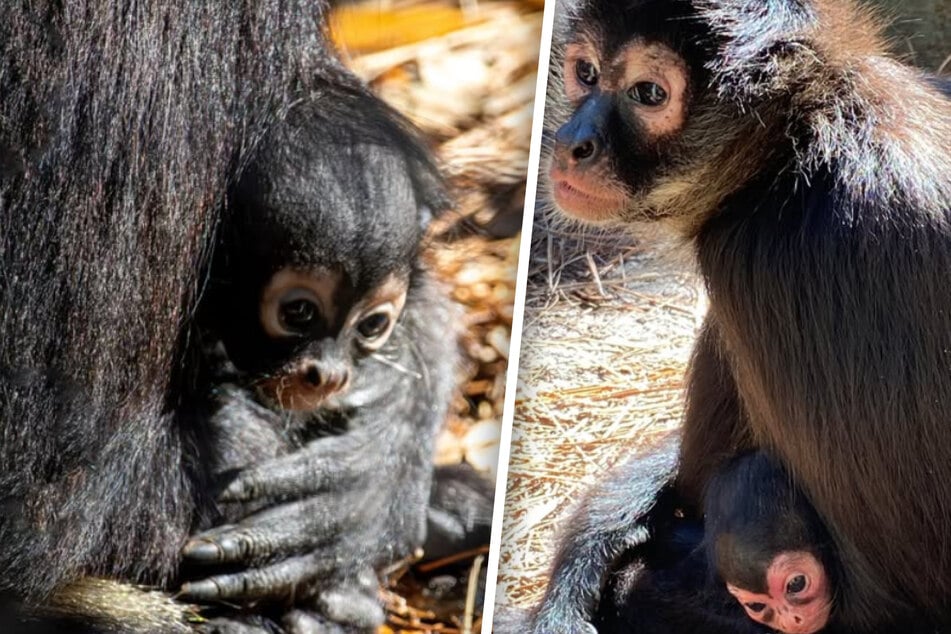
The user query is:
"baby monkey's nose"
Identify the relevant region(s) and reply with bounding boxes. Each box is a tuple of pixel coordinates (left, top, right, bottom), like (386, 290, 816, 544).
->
(303, 363, 350, 392)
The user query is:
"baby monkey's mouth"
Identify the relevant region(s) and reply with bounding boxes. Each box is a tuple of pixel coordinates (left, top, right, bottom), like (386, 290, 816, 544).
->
(255, 363, 351, 412)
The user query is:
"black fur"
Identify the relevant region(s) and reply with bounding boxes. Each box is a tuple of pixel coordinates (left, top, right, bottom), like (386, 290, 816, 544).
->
(0, 0, 339, 600)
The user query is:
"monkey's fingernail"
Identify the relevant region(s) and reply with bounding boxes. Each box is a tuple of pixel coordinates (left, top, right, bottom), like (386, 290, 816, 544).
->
(182, 540, 222, 562)
(179, 579, 220, 600)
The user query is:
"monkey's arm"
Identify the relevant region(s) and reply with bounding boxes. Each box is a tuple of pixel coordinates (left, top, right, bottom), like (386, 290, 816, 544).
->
(177, 391, 428, 632)
(524, 439, 679, 634)
(180, 398, 429, 586)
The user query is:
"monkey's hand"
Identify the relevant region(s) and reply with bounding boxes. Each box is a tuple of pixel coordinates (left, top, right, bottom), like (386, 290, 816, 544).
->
(181, 517, 394, 631)
(192, 567, 383, 634)
(180, 421, 430, 625)
(527, 436, 680, 634)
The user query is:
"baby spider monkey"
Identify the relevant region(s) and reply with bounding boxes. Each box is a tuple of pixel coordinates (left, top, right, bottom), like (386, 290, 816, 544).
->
(705, 452, 836, 634)
(180, 81, 468, 632)
(594, 451, 836, 634)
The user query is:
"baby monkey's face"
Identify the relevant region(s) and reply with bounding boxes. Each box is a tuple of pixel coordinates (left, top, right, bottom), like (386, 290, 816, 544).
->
(254, 267, 408, 411)
(725, 551, 832, 634)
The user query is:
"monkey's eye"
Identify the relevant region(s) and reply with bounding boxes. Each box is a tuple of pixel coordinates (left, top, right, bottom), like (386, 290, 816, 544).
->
(260, 271, 337, 339)
(628, 81, 668, 107)
(786, 574, 808, 595)
(280, 298, 319, 332)
(744, 602, 767, 613)
(357, 313, 390, 339)
(575, 59, 599, 86)
(354, 301, 400, 352)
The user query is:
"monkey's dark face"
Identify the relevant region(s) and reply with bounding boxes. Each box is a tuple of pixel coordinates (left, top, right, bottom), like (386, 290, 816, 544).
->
(551, 33, 693, 223)
(725, 551, 832, 634)
(545, 0, 790, 230)
(546, 0, 713, 225)
(248, 266, 408, 411)
(215, 127, 435, 411)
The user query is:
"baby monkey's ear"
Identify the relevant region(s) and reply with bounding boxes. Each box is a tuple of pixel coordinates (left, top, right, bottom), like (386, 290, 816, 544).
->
(409, 155, 452, 230)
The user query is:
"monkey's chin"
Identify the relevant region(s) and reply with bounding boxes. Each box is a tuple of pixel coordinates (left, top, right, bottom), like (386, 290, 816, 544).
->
(550, 178, 628, 224)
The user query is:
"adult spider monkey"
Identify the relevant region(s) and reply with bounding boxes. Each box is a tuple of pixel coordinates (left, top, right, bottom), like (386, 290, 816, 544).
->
(519, 0, 951, 632)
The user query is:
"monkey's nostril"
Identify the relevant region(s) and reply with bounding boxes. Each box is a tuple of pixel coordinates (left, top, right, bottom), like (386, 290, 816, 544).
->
(304, 365, 321, 386)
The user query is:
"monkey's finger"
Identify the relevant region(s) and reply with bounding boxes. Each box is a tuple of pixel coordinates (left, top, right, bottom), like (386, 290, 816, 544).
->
(183, 495, 366, 564)
(179, 553, 330, 601)
(184, 490, 383, 564)
(218, 438, 371, 503)
(284, 567, 382, 633)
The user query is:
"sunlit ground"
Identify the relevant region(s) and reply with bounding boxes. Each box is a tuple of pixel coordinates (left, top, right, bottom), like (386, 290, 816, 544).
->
(495, 212, 703, 614)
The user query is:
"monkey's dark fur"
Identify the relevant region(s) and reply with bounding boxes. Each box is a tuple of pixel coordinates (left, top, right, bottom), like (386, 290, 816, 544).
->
(0, 1, 487, 632)
(0, 0, 335, 597)
(523, 1, 951, 633)
(593, 452, 823, 634)
(172, 87, 461, 630)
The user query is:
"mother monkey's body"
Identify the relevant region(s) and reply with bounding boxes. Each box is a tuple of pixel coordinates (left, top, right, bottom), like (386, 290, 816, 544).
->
(529, 0, 951, 632)
(0, 0, 373, 629)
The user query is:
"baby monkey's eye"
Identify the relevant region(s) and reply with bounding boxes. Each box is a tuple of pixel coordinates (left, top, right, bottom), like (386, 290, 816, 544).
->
(628, 81, 668, 107)
(354, 300, 401, 352)
(786, 574, 807, 594)
(357, 313, 390, 339)
(281, 299, 318, 331)
(575, 59, 598, 86)
(260, 271, 335, 339)
(744, 602, 767, 613)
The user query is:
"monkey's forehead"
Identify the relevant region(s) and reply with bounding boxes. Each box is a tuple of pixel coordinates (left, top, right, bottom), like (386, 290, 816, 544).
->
(239, 141, 419, 215)
(564, 0, 701, 58)
(232, 150, 422, 287)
